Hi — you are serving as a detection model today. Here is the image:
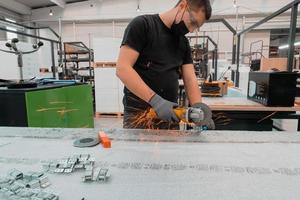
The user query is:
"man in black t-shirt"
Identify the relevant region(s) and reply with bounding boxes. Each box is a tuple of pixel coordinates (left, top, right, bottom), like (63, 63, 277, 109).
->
(116, 0, 212, 129)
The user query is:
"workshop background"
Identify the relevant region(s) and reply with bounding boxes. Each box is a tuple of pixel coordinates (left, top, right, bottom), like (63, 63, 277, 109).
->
(0, 0, 300, 199)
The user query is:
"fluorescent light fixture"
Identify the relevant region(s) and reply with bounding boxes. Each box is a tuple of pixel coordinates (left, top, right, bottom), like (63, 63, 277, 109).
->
(136, 0, 141, 12)
(136, 5, 140, 12)
(233, 0, 237, 8)
(49, 9, 53, 16)
(279, 41, 300, 50)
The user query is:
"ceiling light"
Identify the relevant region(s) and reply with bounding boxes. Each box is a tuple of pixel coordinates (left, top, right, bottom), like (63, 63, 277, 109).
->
(279, 41, 300, 50)
(233, 0, 237, 8)
(49, 9, 53, 16)
(136, 0, 141, 12)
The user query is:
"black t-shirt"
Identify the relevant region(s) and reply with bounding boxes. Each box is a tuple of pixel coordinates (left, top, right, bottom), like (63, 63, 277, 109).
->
(121, 14, 193, 108)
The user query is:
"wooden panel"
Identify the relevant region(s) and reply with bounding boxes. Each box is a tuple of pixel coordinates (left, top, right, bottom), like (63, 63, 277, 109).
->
(260, 57, 288, 71)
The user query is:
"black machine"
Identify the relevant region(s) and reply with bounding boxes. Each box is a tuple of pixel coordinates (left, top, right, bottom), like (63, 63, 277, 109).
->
(248, 71, 298, 107)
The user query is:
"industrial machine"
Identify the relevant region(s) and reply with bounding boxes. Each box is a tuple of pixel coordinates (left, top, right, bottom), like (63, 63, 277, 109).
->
(248, 71, 298, 106)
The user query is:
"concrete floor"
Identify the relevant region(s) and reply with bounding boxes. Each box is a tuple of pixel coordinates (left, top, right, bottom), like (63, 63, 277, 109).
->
(94, 117, 123, 129)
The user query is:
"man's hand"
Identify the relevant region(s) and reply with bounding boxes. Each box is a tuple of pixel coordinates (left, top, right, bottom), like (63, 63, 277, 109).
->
(149, 94, 179, 122)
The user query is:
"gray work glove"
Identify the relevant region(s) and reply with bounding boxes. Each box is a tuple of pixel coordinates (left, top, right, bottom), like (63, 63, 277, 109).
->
(192, 102, 215, 130)
(149, 94, 179, 122)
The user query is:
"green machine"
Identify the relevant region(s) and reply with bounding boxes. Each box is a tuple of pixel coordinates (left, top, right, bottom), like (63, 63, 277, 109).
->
(0, 84, 94, 128)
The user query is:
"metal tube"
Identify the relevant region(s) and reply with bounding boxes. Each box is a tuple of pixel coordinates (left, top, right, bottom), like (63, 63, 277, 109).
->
(0, 26, 59, 43)
(214, 49, 218, 81)
(238, 0, 300, 36)
(235, 35, 241, 87)
(287, 3, 299, 72)
(88, 33, 92, 84)
(232, 35, 236, 64)
(51, 42, 56, 79)
(208, 18, 237, 34)
(212, 50, 215, 80)
(0, 18, 60, 39)
(17, 54, 23, 81)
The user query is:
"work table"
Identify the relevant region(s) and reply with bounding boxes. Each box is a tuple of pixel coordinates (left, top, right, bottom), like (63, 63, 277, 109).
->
(0, 127, 300, 200)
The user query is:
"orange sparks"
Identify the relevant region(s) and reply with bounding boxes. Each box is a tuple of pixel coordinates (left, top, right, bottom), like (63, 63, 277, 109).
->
(129, 108, 164, 129)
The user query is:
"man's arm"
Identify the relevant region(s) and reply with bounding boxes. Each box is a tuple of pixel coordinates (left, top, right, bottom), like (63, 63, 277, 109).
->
(116, 45, 155, 103)
(181, 64, 202, 105)
(116, 45, 179, 122)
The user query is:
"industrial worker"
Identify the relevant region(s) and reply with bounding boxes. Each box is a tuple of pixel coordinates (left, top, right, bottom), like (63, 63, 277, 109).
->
(116, 0, 212, 129)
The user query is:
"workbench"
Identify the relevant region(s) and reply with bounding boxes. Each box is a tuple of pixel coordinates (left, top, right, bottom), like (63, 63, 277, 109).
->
(1, 127, 300, 200)
(203, 96, 300, 131)
(178, 84, 300, 131)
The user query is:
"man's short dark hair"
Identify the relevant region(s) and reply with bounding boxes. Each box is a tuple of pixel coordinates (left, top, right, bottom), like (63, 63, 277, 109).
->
(176, 0, 212, 20)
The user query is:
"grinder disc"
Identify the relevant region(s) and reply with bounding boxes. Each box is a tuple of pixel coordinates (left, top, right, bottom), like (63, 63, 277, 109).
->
(73, 137, 99, 148)
(191, 103, 213, 126)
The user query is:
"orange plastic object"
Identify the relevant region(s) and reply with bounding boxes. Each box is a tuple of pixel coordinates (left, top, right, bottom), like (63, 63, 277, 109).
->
(98, 131, 111, 148)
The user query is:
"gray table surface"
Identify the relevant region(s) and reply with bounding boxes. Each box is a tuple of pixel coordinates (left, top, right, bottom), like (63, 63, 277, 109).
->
(1, 127, 300, 200)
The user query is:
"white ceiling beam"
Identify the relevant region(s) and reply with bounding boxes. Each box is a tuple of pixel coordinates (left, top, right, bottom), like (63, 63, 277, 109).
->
(0, 0, 31, 15)
(50, 0, 66, 8)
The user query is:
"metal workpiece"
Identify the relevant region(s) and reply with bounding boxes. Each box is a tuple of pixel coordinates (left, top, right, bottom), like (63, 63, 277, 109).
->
(44, 154, 95, 175)
(8, 169, 23, 181)
(0, 169, 58, 200)
(95, 168, 109, 182)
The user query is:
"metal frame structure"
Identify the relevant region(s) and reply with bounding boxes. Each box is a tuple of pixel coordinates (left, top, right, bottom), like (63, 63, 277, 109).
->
(187, 35, 218, 80)
(235, 0, 300, 87)
(0, 18, 62, 79)
(207, 18, 237, 64)
(192, 19, 237, 81)
(62, 41, 94, 84)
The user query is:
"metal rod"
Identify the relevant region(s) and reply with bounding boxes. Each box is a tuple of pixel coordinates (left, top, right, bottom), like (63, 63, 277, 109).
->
(188, 36, 217, 48)
(212, 50, 215, 80)
(0, 27, 60, 43)
(208, 18, 237, 34)
(238, 0, 300, 36)
(0, 18, 60, 39)
(187, 35, 218, 80)
(232, 35, 237, 64)
(214, 49, 218, 81)
(235, 35, 241, 87)
(287, 3, 299, 72)
(17, 54, 24, 81)
(51, 42, 56, 79)
(88, 33, 92, 84)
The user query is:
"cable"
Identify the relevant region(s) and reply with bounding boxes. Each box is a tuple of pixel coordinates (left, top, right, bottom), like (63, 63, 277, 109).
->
(218, 66, 231, 81)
